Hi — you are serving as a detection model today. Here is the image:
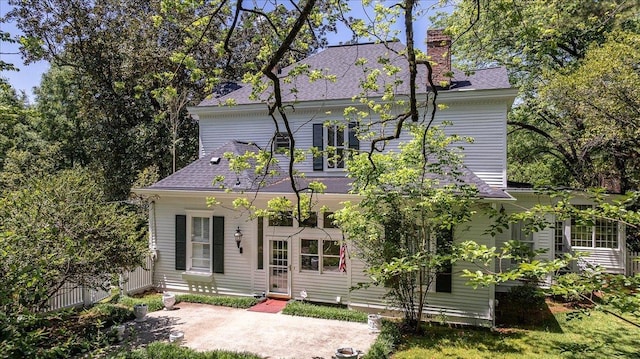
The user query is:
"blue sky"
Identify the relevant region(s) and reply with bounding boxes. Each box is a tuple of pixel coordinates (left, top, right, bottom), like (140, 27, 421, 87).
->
(0, 1, 447, 102)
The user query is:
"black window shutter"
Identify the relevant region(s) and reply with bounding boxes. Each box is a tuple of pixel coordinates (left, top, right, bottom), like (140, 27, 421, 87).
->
(213, 216, 224, 273)
(257, 217, 264, 270)
(313, 123, 323, 171)
(435, 228, 453, 293)
(348, 123, 359, 150)
(175, 215, 187, 271)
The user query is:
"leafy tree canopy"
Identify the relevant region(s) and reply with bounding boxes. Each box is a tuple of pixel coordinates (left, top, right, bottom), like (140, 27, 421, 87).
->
(0, 168, 147, 314)
(437, 0, 640, 191)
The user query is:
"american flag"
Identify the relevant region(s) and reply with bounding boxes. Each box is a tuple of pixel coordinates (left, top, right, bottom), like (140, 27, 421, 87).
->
(339, 244, 347, 273)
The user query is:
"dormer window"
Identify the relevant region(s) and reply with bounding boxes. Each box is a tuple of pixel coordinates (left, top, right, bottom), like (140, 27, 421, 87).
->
(273, 132, 291, 154)
(312, 123, 359, 171)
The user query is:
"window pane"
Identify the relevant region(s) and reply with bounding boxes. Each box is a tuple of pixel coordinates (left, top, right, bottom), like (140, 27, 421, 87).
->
(336, 148, 344, 168)
(571, 205, 593, 247)
(269, 211, 293, 226)
(323, 240, 340, 255)
(301, 239, 319, 271)
(327, 147, 336, 169)
(202, 218, 210, 241)
(512, 220, 533, 243)
(323, 212, 337, 228)
(301, 239, 318, 254)
(571, 216, 592, 247)
(328, 126, 335, 146)
(595, 219, 618, 248)
(336, 126, 344, 146)
(300, 212, 318, 227)
(192, 258, 210, 270)
(192, 243, 210, 258)
(192, 217, 210, 243)
(192, 217, 201, 239)
(323, 256, 340, 272)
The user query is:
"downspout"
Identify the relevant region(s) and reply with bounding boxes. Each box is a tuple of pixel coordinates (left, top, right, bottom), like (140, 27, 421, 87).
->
(150, 200, 158, 257)
(490, 202, 497, 328)
(150, 200, 158, 289)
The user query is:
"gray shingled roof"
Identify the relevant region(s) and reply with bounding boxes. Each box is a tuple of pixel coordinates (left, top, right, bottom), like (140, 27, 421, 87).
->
(199, 41, 510, 106)
(148, 141, 285, 191)
(260, 167, 510, 199)
(148, 141, 508, 198)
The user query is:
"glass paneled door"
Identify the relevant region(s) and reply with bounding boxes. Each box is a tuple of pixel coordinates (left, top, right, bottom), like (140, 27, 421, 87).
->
(268, 239, 290, 297)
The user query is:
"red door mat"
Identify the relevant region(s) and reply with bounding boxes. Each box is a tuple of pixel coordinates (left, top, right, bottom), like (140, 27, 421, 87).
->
(247, 299, 289, 313)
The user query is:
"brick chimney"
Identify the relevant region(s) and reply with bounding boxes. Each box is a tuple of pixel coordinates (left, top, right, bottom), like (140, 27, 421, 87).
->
(426, 29, 452, 88)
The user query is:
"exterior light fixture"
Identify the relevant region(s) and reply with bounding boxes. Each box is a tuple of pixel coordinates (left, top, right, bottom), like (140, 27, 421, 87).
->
(234, 227, 243, 254)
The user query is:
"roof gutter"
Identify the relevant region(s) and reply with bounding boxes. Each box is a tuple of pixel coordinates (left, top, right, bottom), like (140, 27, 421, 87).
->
(187, 88, 519, 119)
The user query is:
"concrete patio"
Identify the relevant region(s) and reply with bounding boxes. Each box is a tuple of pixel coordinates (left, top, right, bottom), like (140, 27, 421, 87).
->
(129, 302, 378, 359)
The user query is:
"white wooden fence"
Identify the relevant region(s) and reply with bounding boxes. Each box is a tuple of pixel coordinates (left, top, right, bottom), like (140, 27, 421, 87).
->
(46, 256, 154, 312)
(120, 255, 155, 295)
(627, 251, 640, 276)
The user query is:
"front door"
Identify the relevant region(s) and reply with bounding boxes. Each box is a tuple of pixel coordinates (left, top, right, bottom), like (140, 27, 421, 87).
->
(268, 239, 290, 297)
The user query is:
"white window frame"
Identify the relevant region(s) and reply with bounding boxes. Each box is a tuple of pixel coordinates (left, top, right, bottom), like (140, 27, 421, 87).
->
(563, 205, 621, 250)
(509, 220, 535, 265)
(325, 124, 347, 171)
(299, 238, 343, 274)
(186, 210, 214, 273)
(512, 220, 535, 249)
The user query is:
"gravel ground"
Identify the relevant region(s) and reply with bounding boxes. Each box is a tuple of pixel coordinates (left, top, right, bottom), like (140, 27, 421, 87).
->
(123, 302, 378, 359)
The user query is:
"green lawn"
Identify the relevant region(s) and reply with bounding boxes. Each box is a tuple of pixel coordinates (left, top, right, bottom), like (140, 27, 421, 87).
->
(392, 311, 640, 359)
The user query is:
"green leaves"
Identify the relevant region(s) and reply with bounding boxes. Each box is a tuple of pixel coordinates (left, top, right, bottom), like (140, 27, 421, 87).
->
(336, 123, 480, 326)
(0, 168, 147, 315)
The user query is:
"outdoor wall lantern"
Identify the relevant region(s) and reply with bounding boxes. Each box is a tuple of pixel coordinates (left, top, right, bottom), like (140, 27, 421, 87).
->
(234, 227, 243, 254)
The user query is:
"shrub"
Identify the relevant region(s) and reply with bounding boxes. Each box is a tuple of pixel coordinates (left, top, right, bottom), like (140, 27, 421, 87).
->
(118, 294, 164, 312)
(282, 301, 368, 322)
(85, 303, 134, 324)
(497, 284, 548, 325)
(0, 304, 131, 359)
(363, 320, 402, 359)
(509, 284, 546, 308)
(176, 294, 258, 309)
(112, 342, 263, 358)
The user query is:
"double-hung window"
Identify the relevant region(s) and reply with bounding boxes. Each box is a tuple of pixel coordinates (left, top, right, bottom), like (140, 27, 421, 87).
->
(175, 212, 224, 274)
(510, 220, 535, 263)
(189, 215, 212, 272)
(326, 125, 346, 169)
(312, 122, 359, 171)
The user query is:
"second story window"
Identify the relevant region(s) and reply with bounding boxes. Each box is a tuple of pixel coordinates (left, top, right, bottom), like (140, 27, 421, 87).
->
(312, 123, 359, 171)
(327, 125, 346, 169)
(273, 132, 291, 154)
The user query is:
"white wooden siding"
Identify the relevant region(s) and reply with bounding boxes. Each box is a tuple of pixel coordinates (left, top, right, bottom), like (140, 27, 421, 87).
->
(496, 194, 554, 291)
(152, 196, 255, 296)
(196, 99, 508, 187)
(579, 248, 625, 274)
(348, 210, 495, 326)
(497, 192, 626, 292)
(152, 196, 496, 324)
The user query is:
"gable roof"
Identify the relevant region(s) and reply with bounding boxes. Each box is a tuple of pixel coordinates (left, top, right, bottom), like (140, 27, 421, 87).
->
(198, 41, 510, 107)
(147, 141, 285, 192)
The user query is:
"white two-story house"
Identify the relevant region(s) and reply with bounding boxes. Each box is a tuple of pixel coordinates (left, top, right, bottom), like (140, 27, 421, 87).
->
(135, 30, 626, 326)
